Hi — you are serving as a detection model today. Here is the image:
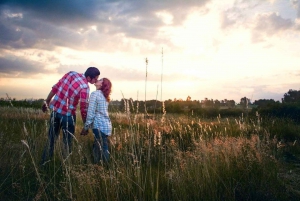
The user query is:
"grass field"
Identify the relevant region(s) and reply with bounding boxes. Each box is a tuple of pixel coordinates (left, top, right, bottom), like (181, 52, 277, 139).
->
(0, 106, 299, 200)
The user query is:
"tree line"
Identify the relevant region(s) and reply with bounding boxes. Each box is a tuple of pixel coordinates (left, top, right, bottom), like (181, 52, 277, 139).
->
(1, 89, 300, 121)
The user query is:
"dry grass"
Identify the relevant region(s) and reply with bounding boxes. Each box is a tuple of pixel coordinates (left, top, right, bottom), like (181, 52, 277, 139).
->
(0, 107, 299, 200)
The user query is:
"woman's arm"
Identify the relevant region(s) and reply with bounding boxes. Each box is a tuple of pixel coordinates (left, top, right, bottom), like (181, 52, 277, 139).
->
(84, 92, 97, 130)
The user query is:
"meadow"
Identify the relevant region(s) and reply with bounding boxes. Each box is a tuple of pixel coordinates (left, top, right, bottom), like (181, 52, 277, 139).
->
(0, 105, 299, 200)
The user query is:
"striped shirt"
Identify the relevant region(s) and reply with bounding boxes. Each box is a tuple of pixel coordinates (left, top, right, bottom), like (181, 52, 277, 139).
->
(49, 71, 89, 121)
(84, 90, 112, 136)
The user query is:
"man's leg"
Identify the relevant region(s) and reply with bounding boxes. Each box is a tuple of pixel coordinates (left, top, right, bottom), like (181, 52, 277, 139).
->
(62, 115, 76, 159)
(41, 112, 61, 164)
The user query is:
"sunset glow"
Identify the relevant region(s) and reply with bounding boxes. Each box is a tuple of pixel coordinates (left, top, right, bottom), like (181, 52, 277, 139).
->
(0, 0, 299, 102)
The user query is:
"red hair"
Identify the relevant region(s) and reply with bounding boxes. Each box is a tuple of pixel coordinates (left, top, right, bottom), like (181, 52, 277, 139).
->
(100, 78, 112, 102)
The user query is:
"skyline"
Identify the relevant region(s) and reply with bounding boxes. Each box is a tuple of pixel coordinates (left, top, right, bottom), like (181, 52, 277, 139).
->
(0, 0, 300, 103)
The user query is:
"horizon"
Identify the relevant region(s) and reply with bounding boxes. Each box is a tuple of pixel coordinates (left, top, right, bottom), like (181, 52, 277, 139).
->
(1, 92, 286, 104)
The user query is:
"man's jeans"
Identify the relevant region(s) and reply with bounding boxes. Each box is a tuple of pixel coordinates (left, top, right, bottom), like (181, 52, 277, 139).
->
(93, 129, 109, 164)
(41, 111, 76, 164)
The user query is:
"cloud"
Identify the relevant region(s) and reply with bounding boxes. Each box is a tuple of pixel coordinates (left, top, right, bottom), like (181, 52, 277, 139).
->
(220, 7, 244, 29)
(254, 12, 293, 33)
(220, 1, 261, 29)
(0, 0, 210, 51)
(251, 12, 293, 42)
(219, 1, 297, 44)
(251, 86, 284, 102)
(0, 55, 52, 78)
(56, 63, 203, 83)
(297, 0, 300, 18)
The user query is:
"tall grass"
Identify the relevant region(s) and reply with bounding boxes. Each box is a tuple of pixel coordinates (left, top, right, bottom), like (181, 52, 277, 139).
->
(0, 106, 299, 200)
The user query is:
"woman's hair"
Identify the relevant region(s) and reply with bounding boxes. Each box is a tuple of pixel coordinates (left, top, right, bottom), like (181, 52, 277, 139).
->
(100, 78, 112, 102)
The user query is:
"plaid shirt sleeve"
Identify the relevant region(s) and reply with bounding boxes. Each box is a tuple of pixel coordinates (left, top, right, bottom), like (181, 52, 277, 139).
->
(51, 73, 68, 94)
(80, 87, 89, 123)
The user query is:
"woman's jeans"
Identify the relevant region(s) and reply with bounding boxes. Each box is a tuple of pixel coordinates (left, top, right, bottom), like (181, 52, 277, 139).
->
(41, 111, 76, 164)
(92, 129, 109, 164)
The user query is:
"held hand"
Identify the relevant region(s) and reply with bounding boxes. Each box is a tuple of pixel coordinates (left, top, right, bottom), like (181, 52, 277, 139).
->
(80, 128, 88, 136)
(42, 102, 49, 113)
(107, 137, 114, 147)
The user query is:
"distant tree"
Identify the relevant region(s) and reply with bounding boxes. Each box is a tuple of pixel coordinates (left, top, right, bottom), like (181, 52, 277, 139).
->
(186, 96, 191, 101)
(240, 97, 250, 109)
(282, 89, 300, 103)
(202, 98, 214, 108)
(214, 99, 220, 108)
(165, 101, 183, 113)
(219, 99, 235, 108)
(226, 100, 235, 108)
(253, 99, 276, 108)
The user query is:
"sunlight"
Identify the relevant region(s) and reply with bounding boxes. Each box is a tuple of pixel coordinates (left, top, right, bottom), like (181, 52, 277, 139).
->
(90, 25, 97, 31)
(155, 10, 173, 25)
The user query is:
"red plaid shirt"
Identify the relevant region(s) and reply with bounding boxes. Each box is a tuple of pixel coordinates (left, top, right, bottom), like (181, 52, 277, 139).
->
(49, 71, 89, 122)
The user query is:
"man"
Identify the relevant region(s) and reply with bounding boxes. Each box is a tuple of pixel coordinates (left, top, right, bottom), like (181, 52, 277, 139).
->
(41, 67, 100, 165)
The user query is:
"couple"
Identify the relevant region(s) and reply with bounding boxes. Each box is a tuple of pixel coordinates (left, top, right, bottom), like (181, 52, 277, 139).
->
(41, 67, 112, 165)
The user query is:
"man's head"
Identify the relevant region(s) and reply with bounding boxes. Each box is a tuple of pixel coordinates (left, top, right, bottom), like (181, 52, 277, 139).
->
(85, 67, 100, 84)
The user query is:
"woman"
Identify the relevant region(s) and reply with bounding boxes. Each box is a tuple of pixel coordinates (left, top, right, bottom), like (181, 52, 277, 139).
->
(82, 78, 112, 164)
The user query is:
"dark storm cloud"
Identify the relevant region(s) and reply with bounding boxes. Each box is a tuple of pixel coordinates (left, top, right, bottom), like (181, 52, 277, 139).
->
(0, 0, 104, 26)
(0, 56, 51, 78)
(0, 0, 210, 50)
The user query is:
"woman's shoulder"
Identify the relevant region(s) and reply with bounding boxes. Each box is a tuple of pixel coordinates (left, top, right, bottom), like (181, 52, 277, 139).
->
(91, 90, 105, 99)
(90, 90, 102, 99)
(98, 90, 105, 96)
(90, 91, 98, 96)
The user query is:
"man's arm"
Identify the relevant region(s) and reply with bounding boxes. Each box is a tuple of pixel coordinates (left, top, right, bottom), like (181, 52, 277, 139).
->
(79, 88, 89, 123)
(45, 91, 55, 106)
(80, 88, 89, 136)
(42, 72, 67, 113)
(42, 90, 55, 113)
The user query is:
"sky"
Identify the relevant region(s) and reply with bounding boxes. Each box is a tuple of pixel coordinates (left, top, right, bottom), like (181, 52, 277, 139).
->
(0, 0, 300, 103)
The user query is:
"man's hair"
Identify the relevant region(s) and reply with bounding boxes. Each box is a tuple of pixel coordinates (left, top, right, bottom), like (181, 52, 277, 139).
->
(85, 67, 100, 79)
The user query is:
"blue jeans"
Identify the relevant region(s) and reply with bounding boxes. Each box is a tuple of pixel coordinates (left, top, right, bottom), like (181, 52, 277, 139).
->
(41, 111, 76, 164)
(93, 129, 109, 164)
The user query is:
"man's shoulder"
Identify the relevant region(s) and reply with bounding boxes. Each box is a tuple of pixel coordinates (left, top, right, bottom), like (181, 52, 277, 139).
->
(65, 71, 77, 75)
(68, 71, 81, 76)
(70, 72, 88, 85)
(62, 71, 80, 79)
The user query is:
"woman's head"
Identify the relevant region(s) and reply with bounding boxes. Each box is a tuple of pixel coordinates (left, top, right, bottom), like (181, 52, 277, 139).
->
(95, 78, 112, 102)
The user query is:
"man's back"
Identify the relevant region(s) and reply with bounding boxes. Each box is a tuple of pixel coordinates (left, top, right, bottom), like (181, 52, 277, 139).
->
(50, 71, 89, 116)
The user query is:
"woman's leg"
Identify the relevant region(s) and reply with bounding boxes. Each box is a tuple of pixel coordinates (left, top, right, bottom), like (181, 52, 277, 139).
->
(100, 131, 110, 163)
(92, 129, 110, 164)
(92, 129, 102, 164)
